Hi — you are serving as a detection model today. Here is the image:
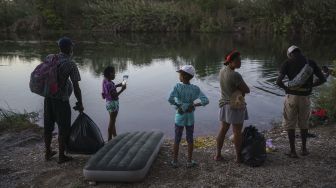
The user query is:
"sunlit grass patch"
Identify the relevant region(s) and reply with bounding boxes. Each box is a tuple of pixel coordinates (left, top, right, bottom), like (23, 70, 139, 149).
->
(181, 136, 217, 149)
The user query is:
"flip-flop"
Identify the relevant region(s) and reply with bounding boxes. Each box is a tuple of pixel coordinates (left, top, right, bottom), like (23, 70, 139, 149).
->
(186, 160, 198, 168)
(170, 160, 178, 168)
(285, 152, 299, 158)
(213, 155, 224, 161)
(45, 151, 57, 161)
(58, 155, 73, 164)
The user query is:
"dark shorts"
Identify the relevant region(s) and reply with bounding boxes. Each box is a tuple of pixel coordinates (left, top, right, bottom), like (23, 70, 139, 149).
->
(174, 125, 194, 144)
(44, 98, 71, 138)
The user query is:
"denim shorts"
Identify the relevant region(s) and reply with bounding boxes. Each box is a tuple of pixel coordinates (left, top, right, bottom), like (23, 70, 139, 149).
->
(174, 125, 194, 144)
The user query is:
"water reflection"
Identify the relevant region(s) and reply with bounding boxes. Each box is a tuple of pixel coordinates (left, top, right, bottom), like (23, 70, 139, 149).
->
(0, 33, 335, 137)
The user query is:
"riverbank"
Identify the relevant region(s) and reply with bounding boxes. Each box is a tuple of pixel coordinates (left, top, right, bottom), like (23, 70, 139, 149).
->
(1, 123, 335, 188)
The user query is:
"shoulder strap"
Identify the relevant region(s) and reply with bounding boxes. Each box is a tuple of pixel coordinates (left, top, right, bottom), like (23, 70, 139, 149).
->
(55, 54, 70, 88)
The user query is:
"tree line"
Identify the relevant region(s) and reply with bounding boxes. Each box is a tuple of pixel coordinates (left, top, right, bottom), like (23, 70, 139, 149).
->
(1, 0, 336, 34)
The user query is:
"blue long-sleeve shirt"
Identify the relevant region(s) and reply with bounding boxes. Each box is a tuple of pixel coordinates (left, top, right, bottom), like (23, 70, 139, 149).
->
(168, 83, 209, 126)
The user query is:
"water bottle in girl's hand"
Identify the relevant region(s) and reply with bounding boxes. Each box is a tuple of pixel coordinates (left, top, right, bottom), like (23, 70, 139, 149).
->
(122, 75, 129, 86)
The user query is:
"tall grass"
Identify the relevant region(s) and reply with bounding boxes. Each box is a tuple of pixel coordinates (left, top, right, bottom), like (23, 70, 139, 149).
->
(0, 108, 40, 132)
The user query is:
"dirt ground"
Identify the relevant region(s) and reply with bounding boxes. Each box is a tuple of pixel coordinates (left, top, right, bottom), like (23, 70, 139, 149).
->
(1, 124, 336, 188)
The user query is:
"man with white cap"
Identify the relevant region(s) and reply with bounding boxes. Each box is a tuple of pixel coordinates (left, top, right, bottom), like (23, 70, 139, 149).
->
(276, 45, 326, 158)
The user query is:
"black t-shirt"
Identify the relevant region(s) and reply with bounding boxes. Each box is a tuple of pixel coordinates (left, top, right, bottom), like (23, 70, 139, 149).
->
(280, 56, 326, 96)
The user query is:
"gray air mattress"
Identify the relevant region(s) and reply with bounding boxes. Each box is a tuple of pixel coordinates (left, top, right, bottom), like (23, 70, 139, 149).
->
(83, 131, 164, 182)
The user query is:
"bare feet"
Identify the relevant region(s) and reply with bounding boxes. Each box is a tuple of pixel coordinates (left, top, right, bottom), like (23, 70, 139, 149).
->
(45, 150, 57, 161)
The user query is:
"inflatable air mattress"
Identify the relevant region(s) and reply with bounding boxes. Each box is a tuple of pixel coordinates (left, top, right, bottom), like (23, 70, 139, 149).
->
(83, 131, 164, 182)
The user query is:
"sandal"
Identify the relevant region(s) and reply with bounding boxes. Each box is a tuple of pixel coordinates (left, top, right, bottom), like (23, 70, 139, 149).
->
(186, 160, 197, 168)
(170, 160, 178, 168)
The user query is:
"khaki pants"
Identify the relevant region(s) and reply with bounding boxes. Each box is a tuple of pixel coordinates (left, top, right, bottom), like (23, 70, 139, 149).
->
(282, 94, 311, 130)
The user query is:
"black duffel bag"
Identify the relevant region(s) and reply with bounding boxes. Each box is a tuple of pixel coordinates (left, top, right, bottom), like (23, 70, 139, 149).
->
(67, 113, 104, 154)
(241, 125, 266, 167)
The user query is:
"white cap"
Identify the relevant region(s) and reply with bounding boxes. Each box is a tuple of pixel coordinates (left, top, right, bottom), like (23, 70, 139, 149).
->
(177, 65, 195, 77)
(287, 45, 300, 58)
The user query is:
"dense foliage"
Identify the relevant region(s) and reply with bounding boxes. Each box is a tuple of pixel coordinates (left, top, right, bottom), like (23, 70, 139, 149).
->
(1, 0, 336, 34)
(313, 61, 336, 122)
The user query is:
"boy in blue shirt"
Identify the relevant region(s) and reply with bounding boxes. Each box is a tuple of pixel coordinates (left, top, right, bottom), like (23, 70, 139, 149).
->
(168, 65, 209, 168)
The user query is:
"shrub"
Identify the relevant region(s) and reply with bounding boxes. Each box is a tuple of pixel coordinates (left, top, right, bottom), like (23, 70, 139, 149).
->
(313, 61, 336, 122)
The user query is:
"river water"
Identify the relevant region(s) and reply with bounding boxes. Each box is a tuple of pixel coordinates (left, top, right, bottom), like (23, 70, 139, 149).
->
(0, 33, 335, 138)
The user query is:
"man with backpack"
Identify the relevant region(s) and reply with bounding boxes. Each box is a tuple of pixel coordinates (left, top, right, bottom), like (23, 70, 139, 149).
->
(43, 37, 84, 163)
(276, 45, 326, 158)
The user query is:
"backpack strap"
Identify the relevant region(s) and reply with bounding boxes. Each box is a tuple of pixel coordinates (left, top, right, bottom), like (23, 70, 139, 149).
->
(55, 54, 69, 89)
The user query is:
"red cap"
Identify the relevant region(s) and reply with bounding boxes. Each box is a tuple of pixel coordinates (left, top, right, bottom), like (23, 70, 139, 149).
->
(225, 49, 240, 65)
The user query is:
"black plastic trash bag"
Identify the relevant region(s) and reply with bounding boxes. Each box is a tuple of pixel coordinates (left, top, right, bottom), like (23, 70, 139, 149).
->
(241, 125, 267, 167)
(67, 113, 104, 154)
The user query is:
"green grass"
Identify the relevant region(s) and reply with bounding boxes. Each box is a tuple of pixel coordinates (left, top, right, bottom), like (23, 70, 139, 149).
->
(0, 108, 40, 132)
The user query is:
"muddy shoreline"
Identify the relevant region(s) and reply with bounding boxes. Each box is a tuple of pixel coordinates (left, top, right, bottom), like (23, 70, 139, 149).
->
(1, 124, 336, 188)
